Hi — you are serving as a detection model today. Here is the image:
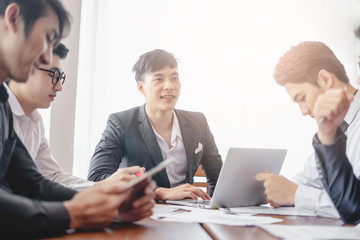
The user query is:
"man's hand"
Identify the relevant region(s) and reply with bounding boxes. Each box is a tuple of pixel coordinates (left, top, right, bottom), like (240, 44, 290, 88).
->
(95, 166, 145, 187)
(155, 183, 211, 201)
(117, 180, 156, 222)
(64, 181, 130, 229)
(313, 88, 353, 145)
(255, 172, 298, 207)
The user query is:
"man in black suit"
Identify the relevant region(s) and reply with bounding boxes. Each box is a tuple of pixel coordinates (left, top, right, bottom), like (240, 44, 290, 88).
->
(311, 27, 360, 224)
(0, 0, 154, 238)
(89, 49, 223, 201)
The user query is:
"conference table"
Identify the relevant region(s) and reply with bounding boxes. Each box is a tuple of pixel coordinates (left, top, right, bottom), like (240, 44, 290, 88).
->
(41, 207, 348, 240)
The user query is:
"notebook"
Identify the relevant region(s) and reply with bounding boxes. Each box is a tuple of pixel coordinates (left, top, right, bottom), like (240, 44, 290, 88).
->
(166, 147, 287, 209)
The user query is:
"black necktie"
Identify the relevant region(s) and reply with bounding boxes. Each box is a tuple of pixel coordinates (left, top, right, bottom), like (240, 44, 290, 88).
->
(339, 121, 349, 132)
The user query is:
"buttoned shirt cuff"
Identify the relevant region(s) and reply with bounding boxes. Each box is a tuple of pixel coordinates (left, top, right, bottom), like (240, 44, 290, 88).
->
(295, 184, 340, 218)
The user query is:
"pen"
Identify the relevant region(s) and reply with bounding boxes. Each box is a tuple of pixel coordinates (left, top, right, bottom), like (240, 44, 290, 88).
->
(319, 85, 348, 124)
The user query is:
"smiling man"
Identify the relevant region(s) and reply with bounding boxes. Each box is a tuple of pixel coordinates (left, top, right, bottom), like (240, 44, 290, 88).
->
(255, 41, 359, 218)
(88, 49, 223, 201)
(5, 43, 153, 195)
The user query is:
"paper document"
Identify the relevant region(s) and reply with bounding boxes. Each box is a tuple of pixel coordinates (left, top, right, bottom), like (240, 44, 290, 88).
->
(151, 205, 283, 226)
(223, 204, 317, 217)
(261, 225, 360, 239)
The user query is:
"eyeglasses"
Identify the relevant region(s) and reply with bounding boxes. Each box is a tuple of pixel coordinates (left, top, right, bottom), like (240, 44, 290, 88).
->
(38, 68, 66, 86)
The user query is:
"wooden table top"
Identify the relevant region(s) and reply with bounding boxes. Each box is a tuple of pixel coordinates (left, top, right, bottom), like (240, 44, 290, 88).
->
(41, 212, 350, 240)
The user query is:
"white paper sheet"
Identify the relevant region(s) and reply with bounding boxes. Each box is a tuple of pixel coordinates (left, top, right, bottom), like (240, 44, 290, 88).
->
(151, 205, 283, 226)
(223, 204, 317, 217)
(261, 225, 360, 239)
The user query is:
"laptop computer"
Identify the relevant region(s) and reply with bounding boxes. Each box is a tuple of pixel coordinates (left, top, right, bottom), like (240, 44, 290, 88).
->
(166, 147, 287, 209)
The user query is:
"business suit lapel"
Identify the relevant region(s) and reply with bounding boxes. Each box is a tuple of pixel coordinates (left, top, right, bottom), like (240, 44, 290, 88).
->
(175, 110, 195, 182)
(138, 105, 170, 187)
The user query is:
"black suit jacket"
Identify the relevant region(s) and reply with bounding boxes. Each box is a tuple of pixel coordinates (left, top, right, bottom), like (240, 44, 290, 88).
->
(0, 84, 76, 238)
(88, 104, 223, 196)
(313, 129, 360, 224)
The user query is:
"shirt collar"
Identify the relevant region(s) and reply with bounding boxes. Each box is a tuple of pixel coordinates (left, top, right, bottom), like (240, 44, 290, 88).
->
(3, 82, 42, 123)
(171, 111, 183, 142)
(344, 89, 360, 126)
(150, 110, 183, 144)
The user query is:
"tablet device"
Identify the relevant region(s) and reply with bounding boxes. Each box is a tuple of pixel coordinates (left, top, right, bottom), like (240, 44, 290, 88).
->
(127, 157, 175, 189)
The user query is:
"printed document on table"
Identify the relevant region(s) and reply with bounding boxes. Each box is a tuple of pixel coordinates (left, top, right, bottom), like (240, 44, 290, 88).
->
(223, 204, 316, 216)
(261, 225, 360, 239)
(151, 205, 283, 226)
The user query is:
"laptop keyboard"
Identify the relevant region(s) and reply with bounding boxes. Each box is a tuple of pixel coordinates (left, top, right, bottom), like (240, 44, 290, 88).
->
(194, 200, 211, 205)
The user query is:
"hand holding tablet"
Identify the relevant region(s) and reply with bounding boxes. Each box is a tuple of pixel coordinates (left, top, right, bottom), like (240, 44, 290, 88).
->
(127, 157, 176, 189)
(118, 157, 176, 212)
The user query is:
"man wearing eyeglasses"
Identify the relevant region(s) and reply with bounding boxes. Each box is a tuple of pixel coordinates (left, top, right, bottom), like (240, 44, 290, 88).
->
(4, 41, 155, 218)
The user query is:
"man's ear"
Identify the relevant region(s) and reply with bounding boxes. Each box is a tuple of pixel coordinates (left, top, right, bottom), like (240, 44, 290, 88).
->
(137, 81, 144, 94)
(317, 69, 334, 90)
(4, 3, 21, 33)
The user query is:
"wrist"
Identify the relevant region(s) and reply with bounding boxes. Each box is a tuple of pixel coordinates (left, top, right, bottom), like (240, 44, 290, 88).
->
(154, 187, 167, 201)
(317, 129, 337, 145)
(64, 199, 82, 229)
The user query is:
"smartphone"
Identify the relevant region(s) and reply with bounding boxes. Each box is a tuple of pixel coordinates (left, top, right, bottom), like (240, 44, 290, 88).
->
(126, 157, 176, 189)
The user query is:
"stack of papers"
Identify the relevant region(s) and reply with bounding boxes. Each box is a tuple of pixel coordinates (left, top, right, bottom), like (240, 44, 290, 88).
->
(151, 205, 283, 226)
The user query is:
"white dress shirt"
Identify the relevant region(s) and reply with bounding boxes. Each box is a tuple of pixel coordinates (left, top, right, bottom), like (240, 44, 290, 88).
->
(151, 111, 188, 187)
(292, 90, 360, 218)
(4, 83, 93, 191)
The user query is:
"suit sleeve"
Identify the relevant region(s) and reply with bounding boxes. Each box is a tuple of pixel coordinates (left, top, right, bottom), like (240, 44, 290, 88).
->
(0, 136, 76, 238)
(88, 114, 125, 181)
(313, 129, 360, 224)
(199, 114, 223, 196)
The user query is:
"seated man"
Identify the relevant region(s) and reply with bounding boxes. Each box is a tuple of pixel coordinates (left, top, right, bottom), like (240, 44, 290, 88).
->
(88, 49, 223, 201)
(5, 43, 145, 191)
(256, 41, 360, 218)
(311, 26, 360, 224)
(0, 0, 154, 238)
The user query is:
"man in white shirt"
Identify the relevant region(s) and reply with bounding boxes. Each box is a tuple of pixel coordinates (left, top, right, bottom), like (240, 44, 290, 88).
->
(6, 43, 155, 222)
(256, 41, 360, 218)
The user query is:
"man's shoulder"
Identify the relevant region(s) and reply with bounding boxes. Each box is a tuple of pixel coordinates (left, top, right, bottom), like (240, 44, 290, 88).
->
(175, 109, 207, 124)
(175, 108, 205, 117)
(108, 106, 141, 126)
(110, 106, 140, 117)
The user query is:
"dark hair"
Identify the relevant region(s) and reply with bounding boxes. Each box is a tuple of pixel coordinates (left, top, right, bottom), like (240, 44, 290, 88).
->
(53, 43, 69, 59)
(0, 0, 70, 42)
(132, 49, 178, 82)
(273, 41, 349, 86)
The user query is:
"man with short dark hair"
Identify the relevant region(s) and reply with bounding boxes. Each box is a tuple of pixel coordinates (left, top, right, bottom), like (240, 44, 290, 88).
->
(5, 43, 152, 194)
(0, 1, 154, 238)
(256, 41, 360, 219)
(89, 49, 223, 201)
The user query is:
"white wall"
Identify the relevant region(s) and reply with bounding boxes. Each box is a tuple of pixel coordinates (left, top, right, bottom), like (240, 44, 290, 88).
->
(49, 0, 82, 173)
